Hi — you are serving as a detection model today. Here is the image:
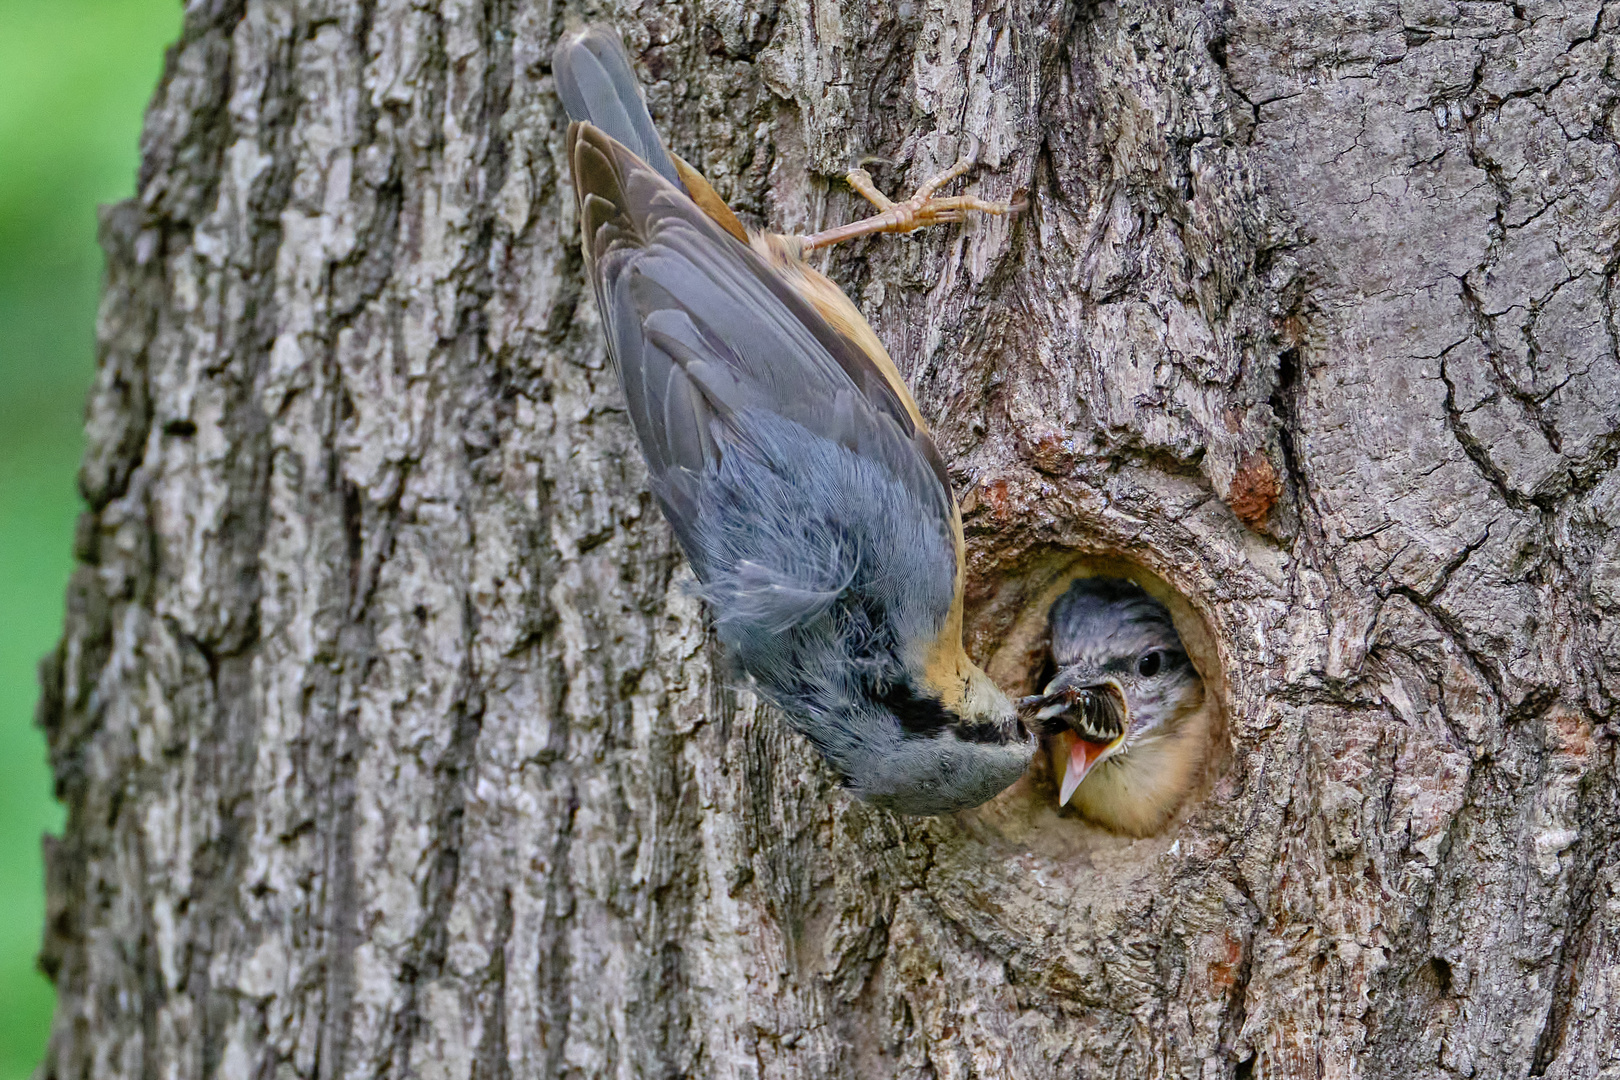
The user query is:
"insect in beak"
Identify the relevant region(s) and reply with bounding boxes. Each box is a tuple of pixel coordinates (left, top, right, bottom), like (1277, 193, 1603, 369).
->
(1019, 680, 1129, 807)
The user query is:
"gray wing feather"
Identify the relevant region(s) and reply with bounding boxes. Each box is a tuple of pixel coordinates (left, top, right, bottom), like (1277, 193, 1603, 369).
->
(553, 27, 682, 188)
(568, 125, 957, 590)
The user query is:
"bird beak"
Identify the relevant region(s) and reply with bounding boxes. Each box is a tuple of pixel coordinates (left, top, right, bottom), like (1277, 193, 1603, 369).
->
(1052, 728, 1127, 806)
(1018, 680, 1129, 807)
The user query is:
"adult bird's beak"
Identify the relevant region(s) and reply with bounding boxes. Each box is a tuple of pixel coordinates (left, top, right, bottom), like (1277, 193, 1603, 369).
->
(1019, 680, 1129, 807)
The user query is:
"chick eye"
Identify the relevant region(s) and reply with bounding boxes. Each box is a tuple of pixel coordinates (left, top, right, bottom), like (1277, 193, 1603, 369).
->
(1137, 650, 1162, 678)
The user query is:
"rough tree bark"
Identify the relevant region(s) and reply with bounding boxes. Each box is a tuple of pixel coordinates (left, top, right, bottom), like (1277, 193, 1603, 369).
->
(37, 0, 1620, 1076)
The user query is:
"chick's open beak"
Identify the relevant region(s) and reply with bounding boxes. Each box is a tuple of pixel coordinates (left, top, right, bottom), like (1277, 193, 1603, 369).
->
(1019, 680, 1129, 807)
(1052, 728, 1126, 806)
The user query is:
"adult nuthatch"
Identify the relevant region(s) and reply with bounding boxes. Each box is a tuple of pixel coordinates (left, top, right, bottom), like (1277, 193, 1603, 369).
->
(1021, 578, 1211, 836)
(554, 26, 1029, 815)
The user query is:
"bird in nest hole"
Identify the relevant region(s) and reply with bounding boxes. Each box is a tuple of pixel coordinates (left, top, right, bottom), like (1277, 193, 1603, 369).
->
(1020, 577, 1212, 836)
(554, 25, 1206, 827)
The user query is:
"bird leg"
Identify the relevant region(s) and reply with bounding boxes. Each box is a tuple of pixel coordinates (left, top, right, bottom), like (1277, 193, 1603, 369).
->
(798, 159, 1023, 252)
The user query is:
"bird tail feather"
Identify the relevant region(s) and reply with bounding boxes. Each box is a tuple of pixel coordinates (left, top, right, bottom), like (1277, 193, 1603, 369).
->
(552, 27, 682, 190)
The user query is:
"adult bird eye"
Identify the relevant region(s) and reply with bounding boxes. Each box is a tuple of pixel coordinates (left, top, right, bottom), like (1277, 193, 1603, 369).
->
(1137, 650, 1162, 678)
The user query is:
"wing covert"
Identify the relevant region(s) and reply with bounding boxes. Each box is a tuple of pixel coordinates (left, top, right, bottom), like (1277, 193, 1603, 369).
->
(568, 123, 959, 576)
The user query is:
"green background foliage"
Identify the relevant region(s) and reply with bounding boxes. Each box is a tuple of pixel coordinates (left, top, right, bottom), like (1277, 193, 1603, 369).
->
(0, 0, 180, 1070)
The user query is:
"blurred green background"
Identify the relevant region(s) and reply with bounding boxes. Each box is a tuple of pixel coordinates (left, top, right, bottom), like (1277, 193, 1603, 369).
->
(0, 0, 180, 1072)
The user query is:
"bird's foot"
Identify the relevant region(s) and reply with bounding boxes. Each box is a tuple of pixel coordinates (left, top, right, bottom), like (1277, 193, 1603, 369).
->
(798, 159, 1023, 252)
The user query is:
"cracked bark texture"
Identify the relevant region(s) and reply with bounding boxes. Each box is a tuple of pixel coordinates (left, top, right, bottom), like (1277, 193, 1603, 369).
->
(36, 0, 1620, 1077)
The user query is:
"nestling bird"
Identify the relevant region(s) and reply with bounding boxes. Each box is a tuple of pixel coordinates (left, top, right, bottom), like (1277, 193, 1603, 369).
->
(553, 26, 1032, 815)
(1020, 578, 1211, 836)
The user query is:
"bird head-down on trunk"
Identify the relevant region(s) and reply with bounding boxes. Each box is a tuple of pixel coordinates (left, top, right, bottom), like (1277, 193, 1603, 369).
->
(552, 25, 1034, 815)
(1019, 578, 1212, 836)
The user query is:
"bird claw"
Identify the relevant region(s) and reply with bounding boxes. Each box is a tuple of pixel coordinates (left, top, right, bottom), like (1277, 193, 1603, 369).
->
(799, 158, 1025, 252)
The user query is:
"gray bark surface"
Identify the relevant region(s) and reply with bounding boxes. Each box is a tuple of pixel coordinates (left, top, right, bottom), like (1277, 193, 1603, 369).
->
(37, 0, 1620, 1077)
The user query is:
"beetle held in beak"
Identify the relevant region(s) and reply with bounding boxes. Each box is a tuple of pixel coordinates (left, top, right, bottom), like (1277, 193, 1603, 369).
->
(1019, 678, 1127, 804)
(1024, 578, 1213, 835)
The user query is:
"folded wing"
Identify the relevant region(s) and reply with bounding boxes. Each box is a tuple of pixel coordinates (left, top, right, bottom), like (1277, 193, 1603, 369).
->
(566, 125, 959, 611)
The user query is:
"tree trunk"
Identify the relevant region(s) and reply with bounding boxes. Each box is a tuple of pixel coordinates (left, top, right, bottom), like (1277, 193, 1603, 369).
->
(38, 0, 1620, 1076)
